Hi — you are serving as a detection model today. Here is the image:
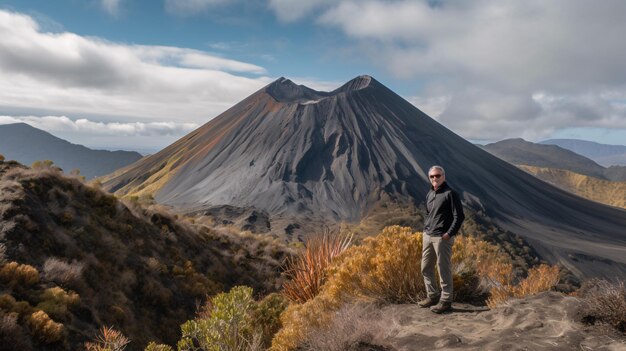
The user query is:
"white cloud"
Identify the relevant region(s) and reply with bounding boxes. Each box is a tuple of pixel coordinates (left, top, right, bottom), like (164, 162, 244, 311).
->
(0, 9, 271, 125)
(101, 0, 122, 16)
(270, 0, 626, 142)
(164, 0, 230, 16)
(268, 0, 335, 22)
(0, 116, 198, 136)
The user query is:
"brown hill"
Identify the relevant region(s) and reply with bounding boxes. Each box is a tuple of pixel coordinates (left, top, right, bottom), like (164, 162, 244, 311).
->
(0, 160, 290, 350)
(101, 75, 626, 279)
(519, 165, 626, 209)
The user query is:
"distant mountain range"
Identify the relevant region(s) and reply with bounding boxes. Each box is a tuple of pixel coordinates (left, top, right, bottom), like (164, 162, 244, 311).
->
(541, 138, 626, 167)
(102, 75, 626, 279)
(482, 138, 626, 182)
(0, 123, 142, 179)
(481, 138, 608, 179)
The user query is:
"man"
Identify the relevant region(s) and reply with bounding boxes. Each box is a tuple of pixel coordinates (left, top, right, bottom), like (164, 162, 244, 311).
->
(418, 165, 465, 314)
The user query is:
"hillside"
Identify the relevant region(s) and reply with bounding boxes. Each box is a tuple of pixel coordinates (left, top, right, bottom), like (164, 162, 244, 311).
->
(481, 138, 608, 179)
(518, 165, 626, 209)
(0, 123, 142, 179)
(0, 160, 291, 350)
(541, 138, 626, 167)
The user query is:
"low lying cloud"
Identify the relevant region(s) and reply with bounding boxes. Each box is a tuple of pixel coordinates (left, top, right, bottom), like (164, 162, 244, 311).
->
(0, 116, 198, 137)
(268, 0, 626, 142)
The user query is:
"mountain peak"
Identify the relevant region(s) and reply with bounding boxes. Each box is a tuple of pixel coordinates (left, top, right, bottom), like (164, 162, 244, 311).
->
(265, 75, 381, 103)
(333, 75, 375, 93)
(265, 77, 327, 103)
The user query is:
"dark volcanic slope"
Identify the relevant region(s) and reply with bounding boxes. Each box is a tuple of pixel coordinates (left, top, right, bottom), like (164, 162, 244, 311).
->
(482, 138, 608, 179)
(102, 75, 626, 278)
(0, 123, 142, 178)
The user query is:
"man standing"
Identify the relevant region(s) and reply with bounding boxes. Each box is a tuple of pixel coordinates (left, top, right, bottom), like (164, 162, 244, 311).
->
(418, 165, 465, 314)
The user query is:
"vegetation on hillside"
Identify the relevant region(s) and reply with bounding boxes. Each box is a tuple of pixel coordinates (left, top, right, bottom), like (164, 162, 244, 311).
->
(519, 165, 626, 209)
(0, 159, 292, 350)
(271, 226, 561, 350)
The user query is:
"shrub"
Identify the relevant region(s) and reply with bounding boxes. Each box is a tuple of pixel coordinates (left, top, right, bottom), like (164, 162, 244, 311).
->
(486, 264, 560, 307)
(31, 160, 56, 171)
(36, 287, 80, 320)
(282, 230, 353, 303)
(301, 303, 388, 351)
(0, 262, 40, 286)
(26, 310, 64, 344)
(578, 279, 626, 332)
(85, 326, 130, 351)
(0, 243, 6, 266)
(177, 286, 262, 351)
(0, 294, 34, 316)
(144, 342, 173, 351)
(0, 312, 32, 351)
(0, 154, 4, 162)
(43, 257, 84, 285)
(251, 293, 289, 348)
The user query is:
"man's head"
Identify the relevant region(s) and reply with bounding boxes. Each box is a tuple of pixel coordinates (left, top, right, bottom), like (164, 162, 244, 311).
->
(428, 165, 446, 189)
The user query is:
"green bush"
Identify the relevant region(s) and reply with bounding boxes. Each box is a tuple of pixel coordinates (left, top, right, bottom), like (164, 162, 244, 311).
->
(252, 293, 289, 348)
(177, 286, 263, 351)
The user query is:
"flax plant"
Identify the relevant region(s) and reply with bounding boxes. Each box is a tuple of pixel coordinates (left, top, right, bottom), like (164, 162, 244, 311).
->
(282, 230, 353, 304)
(85, 326, 130, 351)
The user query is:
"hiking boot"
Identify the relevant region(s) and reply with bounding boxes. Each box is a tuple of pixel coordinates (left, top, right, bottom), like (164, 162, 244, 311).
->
(430, 300, 452, 314)
(417, 296, 439, 308)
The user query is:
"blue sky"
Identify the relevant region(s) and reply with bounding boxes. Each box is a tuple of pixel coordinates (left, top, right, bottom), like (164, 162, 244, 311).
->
(0, 0, 625, 153)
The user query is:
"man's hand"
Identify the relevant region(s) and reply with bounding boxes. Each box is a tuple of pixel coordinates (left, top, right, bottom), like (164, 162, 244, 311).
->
(442, 233, 451, 241)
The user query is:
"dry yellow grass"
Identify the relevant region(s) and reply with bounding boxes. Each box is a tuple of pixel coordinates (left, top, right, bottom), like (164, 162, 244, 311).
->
(486, 264, 560, 307)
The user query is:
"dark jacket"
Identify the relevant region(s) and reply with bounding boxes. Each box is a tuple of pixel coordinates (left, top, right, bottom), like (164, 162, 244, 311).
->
(424, 181, 465, 237)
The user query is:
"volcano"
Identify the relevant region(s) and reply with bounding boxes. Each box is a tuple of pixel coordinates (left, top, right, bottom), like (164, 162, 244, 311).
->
(102, 75, 626, 278)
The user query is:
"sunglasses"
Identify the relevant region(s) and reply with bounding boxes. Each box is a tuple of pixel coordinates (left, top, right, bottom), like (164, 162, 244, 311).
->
(429, 174, 442, 179)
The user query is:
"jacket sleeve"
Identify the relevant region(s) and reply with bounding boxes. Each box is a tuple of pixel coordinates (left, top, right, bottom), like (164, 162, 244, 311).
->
(447, 190, 465, 236)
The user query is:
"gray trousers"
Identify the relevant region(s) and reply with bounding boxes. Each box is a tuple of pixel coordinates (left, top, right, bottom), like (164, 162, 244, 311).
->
(421, 234, 454, 302)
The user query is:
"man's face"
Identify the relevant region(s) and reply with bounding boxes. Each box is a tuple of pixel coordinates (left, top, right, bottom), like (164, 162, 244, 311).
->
(429, 169, 445, 189)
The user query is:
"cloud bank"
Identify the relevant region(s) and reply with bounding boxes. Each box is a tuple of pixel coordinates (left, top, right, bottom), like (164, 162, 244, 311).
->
(0, 116, 198, 137)
(269, 0, 626, 141)
(0, 9, 270, 125)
